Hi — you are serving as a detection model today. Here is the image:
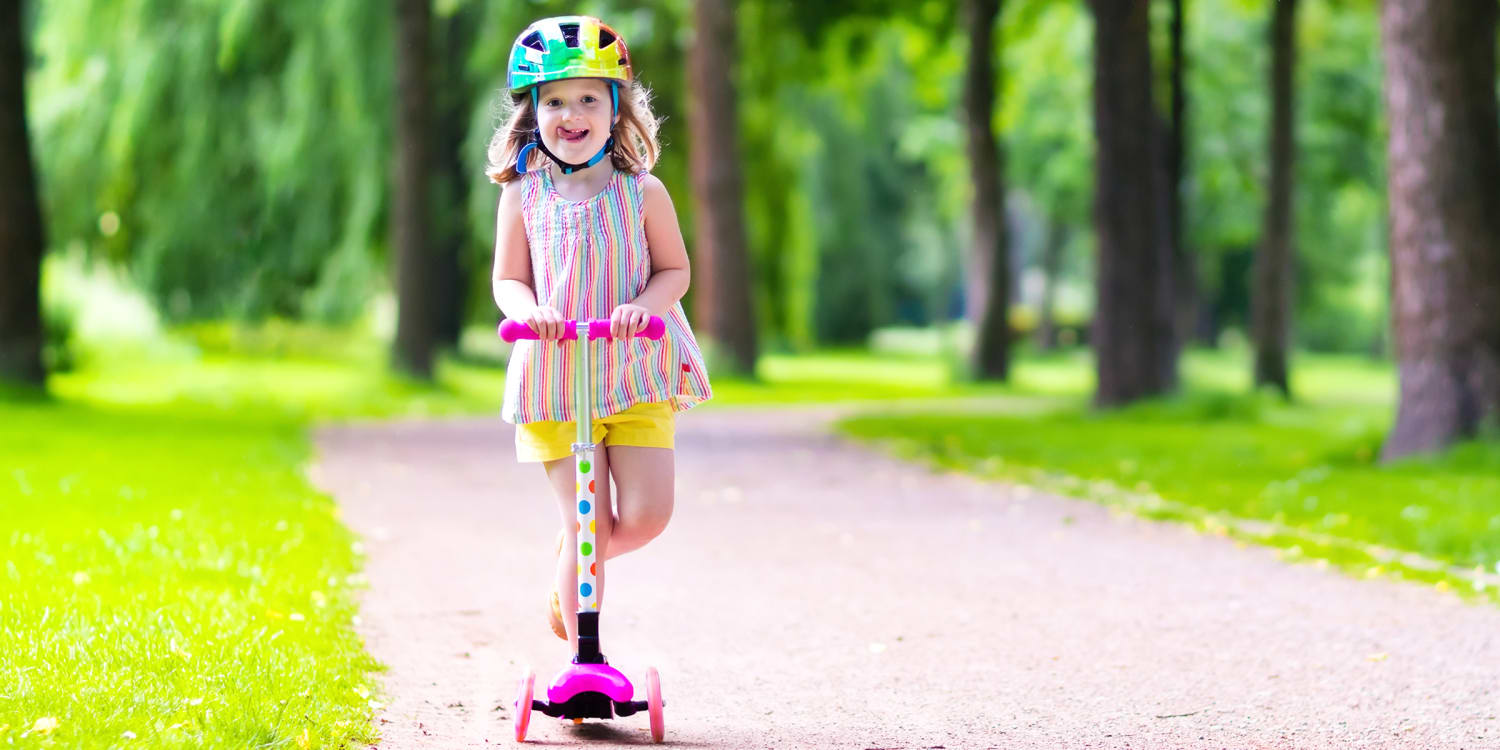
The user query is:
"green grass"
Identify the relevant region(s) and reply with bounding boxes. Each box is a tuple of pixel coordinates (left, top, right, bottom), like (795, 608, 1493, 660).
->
(839, 351, 1500, 601)
(1, 400, 380, 749)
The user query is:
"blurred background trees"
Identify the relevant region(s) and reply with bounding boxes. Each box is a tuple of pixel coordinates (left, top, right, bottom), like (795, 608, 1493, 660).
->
(1, 0, 46, 385)
(3, 0, 1497, 455)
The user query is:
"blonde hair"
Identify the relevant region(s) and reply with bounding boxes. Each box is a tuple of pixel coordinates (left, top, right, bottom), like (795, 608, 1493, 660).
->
(487, 80, 661, 184)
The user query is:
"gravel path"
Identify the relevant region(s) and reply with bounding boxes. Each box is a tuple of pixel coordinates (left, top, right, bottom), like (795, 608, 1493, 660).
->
(312, 408, 1500, 749)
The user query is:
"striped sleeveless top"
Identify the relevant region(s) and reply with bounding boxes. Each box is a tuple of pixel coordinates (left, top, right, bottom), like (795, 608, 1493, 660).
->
(503, 167, 713, 424)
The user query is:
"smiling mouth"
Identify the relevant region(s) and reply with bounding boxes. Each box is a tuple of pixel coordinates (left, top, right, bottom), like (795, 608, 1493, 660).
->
(558, 127, 590, 143)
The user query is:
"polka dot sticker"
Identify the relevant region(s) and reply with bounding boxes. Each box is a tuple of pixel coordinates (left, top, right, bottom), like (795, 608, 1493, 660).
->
(588, 480, 595, 494)
(579, 461, 591, 474)
(589, 519, 595, 534)
(580, 541, 593, 556)
(578, 500, 591, 515)
(580, 583, 593, 598)
(590, 563, 597, 576)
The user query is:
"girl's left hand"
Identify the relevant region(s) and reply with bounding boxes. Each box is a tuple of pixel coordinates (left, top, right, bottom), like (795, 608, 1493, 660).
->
(610, 303, 653, 339)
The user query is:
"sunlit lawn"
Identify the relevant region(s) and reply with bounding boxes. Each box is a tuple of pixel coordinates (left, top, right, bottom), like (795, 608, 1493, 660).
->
(2, 397, 382, 749)
(4, 320, 1495, 747)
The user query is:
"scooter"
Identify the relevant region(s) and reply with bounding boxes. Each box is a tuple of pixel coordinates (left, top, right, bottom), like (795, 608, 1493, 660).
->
(499, 316, 668, 744)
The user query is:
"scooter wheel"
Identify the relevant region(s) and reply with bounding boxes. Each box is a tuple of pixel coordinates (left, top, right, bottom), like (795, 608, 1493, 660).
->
(645, 666, 665, 743)
(514, 670, 535, 742)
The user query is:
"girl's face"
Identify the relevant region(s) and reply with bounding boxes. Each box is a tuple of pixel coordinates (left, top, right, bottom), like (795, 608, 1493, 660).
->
(534, 78, 614, 165)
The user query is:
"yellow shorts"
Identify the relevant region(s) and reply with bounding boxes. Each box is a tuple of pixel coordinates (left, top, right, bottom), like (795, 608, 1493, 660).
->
(515, 400, 675, 463)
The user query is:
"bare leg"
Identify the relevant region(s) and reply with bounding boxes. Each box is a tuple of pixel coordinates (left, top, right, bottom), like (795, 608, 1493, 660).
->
(543, 446, 673, 651)
(543, 447, 612, 651)
(600, 446, 674, 560)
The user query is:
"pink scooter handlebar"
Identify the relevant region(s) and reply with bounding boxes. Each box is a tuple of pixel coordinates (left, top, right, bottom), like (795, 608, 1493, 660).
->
(498, 316, 666, 343)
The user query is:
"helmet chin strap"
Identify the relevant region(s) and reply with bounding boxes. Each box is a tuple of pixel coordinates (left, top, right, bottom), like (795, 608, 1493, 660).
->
(516, 82, 620, 175)
(522, 133, 614, 175)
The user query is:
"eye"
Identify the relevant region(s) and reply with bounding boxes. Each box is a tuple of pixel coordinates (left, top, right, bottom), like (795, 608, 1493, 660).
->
(543, 98, 562, 108)
(581, 95, 598, 104)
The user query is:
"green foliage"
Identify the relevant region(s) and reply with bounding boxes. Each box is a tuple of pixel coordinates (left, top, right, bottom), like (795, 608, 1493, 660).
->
(1002, 0, 1092, 229)
(1181, 0, 1387, 352)
(739, 4, 966, 348)
(1292, 1, 1387, 353)
(31, 0, 392, 322)
(25, 0, 1398, 356)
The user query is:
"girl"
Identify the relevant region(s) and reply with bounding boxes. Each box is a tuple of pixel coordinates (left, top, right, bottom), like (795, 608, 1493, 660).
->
(487, 16, 712, 648)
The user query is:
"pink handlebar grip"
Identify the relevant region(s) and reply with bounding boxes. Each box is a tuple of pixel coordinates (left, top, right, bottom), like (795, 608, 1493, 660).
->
(499, 316, 666, 343)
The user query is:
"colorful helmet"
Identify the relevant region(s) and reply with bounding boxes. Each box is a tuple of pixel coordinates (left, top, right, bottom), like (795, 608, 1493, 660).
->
(507, 16, 631, 93)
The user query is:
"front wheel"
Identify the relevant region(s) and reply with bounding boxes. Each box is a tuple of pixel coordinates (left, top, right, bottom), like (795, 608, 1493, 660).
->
(645, 666, 664, 743)
(514, 670, 535, 742)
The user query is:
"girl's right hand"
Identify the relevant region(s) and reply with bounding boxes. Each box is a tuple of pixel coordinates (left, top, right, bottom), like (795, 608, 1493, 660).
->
(521, 305, 567, 340)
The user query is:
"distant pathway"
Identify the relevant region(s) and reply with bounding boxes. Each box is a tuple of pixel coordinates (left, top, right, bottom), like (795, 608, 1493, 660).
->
(313, 408, 1499, 749)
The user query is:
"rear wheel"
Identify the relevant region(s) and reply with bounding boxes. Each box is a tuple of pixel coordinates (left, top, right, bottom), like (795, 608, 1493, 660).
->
(645, 667, 664, 743)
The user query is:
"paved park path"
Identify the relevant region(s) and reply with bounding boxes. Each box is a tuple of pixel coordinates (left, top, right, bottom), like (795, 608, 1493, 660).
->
(312, 408, 1499, 749)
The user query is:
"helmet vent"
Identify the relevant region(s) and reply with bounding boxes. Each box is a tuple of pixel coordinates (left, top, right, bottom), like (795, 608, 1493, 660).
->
(598, 28, 616, 47)
(521, 31, 544, 52)
(560, 22, 581, 47)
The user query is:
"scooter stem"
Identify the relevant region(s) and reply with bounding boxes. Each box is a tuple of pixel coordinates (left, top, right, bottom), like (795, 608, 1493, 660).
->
(572, 320, 605, 664)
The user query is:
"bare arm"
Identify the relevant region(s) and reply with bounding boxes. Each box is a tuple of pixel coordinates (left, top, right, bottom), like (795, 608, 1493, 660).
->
(610, 174, 692, 337)
(492, 183, 566, 339)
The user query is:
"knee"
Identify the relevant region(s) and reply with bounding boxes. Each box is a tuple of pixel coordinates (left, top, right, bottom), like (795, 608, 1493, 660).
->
(620, 502, 672, 542)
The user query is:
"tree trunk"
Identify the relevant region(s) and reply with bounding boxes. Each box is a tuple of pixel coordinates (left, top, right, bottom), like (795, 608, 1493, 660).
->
(1151, 111, 1178, 390)
(1036, 216, 1065, 351)
(1379, 0, 1500, 459)
(1167, 0, 1199, 353)
(964, 0, 1010, 380)
(1088, 0, 1175, 406)
(0, 0, 45, 386)
(688, 0, 758, 374)
(392, 0, 437, 379)
(430, 6, 477, 351)
(1252, 0, 1297, 397)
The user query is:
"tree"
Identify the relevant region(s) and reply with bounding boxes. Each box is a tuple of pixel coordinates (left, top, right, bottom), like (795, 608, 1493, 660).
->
(0, 0, 44, 386)
(688, 0, 758, 374)
(964, 0, 1010, 380)
(1165, 0, 1199, 349)
(1088, 0, 1176, 406)
(1252, 0, 1297, 396)
(1379, 0, 1500, 459)
(392, 0, 437, 379)
(431, 3, 480, 350)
